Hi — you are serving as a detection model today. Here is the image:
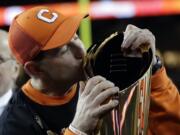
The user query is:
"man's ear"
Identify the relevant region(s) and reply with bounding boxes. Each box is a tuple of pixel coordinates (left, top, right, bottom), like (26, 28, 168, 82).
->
(24, 61, 43, 78)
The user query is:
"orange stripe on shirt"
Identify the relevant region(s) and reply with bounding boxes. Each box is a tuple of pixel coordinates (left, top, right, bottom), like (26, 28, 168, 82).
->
(22, 81, 77, 106)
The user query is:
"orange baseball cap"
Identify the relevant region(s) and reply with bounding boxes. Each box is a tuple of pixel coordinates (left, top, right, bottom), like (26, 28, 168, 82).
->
(9, 6, 88, 64)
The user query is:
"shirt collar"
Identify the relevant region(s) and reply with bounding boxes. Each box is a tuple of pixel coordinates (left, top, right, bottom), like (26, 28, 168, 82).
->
(22, 81, 77, 106)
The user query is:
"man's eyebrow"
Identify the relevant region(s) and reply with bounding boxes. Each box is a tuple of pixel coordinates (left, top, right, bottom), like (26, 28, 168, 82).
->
(73, 34, 79, 40)
(74, 36, 79, 40)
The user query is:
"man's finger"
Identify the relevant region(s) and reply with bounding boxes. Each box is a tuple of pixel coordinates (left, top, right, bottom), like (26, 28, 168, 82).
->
(93, 87, 119, 105)
(79, 81, 86, 95)
(89, 80, 115, 98)
(82, 76, 106, 96)
(94, 99, 119, 117)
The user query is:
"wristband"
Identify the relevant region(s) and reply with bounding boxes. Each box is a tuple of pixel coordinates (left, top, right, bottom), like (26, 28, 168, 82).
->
(69, 124, 88, 135)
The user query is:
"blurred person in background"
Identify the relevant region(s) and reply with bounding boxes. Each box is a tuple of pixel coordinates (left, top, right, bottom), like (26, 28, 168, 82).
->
(0, 6, 179, 135)
(0, 29, 19, 116)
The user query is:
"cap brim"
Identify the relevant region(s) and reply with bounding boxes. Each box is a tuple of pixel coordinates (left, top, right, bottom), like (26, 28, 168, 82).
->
(42, 14, 88, 50)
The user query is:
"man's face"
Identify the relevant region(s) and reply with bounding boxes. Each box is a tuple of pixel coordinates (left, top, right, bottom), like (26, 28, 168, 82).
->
(39, 34, 87, 85)
(0, 33, 17, 96)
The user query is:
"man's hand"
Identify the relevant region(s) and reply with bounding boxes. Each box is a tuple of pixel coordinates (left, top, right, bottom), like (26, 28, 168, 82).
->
(71, 76, 119, 134)
(121, 24, 157, 65)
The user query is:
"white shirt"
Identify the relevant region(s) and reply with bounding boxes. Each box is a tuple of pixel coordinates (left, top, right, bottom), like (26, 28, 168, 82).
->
(0, 89, 13, 116)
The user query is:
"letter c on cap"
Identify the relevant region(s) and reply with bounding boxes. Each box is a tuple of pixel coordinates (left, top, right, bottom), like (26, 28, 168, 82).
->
(37, 9, 58, 23)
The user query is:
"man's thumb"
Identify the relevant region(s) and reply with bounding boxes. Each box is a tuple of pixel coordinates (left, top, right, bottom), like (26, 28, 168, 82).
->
(79, 81, 86, 95)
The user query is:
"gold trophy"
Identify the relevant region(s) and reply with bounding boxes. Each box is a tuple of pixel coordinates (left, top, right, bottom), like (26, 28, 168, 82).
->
(84, 32, 153, 135)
